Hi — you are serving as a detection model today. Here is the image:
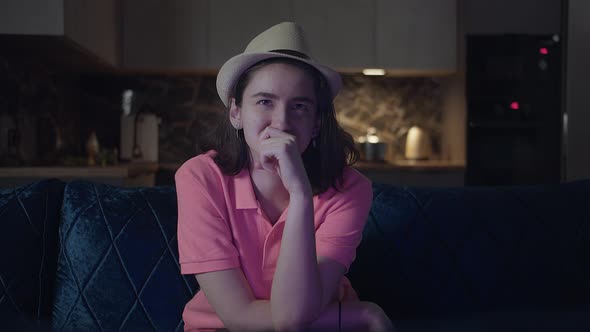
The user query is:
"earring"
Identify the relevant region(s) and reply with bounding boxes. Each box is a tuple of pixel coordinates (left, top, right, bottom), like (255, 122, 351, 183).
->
(235, 123, 241, 139)
(312, 137, 317, 148)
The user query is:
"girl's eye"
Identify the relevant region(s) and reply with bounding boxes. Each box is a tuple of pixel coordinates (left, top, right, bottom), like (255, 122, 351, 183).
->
(257, 100, 272, 106)
(293, 103, 310, 111)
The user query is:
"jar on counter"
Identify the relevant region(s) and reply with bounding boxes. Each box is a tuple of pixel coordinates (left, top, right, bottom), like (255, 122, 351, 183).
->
(357, 127, 387, 162)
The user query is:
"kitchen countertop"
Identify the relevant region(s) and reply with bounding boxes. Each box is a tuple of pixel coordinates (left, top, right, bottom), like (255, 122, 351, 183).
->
(0, 159, 465, 178)
(354, 159, 466, 171)
(0, 161, 159, 178)
(159, 160, 466, 172)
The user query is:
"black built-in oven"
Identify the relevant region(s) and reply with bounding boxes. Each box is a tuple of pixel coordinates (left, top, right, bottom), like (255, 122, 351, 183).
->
(466, 34, 562, 185)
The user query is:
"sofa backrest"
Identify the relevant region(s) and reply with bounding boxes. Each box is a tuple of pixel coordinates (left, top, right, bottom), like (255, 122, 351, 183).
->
(52, 181, 198, 332)
(4, 178, 589, 330)
(0, 179, 65, 331)
(347, 180, 590, 320)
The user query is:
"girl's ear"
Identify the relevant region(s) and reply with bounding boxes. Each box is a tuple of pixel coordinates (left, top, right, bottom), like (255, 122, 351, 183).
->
(229, 98, 241, 129)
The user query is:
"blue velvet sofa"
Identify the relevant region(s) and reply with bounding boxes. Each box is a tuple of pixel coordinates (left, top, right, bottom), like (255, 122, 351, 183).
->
(1, 178, 589, 331)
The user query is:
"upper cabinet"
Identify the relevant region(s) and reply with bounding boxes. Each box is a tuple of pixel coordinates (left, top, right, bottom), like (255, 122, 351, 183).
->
(0, 0, 120, 66)
(64, 0, 119, 66)
(296, 0, 456, 73)
(0, 0, 65, 35)
(1, 0, 457, 73)
(376, 0, 457, 73)
(122, 0, 290, 70)
(207, 0, 291, 68)
(121, 0, 456, 73)
(293, 0, 374, 70)
(122, 0, 208, 71)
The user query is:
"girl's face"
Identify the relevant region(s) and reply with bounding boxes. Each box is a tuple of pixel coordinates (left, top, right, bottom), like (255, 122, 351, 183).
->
(230, 62, 320, 165)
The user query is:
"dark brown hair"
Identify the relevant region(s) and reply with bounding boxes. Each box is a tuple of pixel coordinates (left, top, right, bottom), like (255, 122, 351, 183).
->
(213, 57, 359, 195)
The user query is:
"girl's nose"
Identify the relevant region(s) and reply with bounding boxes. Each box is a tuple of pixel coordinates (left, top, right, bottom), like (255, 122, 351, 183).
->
(272, 106, 291, 132)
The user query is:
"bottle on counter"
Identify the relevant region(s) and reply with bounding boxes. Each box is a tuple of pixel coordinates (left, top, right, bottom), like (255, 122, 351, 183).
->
(86, 130, 100, 166)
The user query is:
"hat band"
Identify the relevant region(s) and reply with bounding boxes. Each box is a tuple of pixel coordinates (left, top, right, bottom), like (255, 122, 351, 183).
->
(270, 49, 310, 60)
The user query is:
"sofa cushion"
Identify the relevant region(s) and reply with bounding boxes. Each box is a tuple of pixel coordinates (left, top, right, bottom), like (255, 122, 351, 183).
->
(52, 181, 198, 332)
(0, 179, 64, 330)
(348, 180, 590, 320)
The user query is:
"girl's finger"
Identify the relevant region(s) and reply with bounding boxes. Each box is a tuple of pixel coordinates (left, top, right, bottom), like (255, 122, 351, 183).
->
(260, 126, 295, 140)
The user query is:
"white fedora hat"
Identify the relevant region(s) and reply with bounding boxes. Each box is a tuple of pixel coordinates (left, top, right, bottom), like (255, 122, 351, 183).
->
(216, 22, 342, 107)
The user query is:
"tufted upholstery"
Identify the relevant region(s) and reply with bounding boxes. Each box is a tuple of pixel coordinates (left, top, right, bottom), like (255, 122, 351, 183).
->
(0, 179, 64, 331)
(2, 178, 590, 331)
(52, 181, 198, 332)
(348, 181, 590, 321)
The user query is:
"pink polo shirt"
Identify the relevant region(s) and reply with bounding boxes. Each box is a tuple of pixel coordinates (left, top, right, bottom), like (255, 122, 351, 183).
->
(175, 151, 372, 331)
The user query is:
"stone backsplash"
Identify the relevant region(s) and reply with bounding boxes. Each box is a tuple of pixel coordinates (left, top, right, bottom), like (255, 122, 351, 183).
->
(335, 75, 442, 160)
(0, 56, 443, 165)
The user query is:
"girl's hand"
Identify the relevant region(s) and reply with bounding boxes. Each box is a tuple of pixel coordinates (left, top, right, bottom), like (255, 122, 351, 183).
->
(256, 126, 311, 195)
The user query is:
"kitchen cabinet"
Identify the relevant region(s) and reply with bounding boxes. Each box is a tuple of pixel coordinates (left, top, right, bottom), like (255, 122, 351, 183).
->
(122, 0, 208, 70)
(207, 0, 291, 68)
(121, 0, 457, 72)
(123, 0, 290, 70)
(293, 0, 374, 69)
(1, 0, 457, 72)
(0, 0, 119, 66)
(293, 0, 457, 72)
(0, 0, 64, 36)
(376, 0, 457, 73)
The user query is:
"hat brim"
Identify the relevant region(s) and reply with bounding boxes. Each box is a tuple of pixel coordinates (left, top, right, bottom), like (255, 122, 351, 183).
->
(216, 52, 342, 107)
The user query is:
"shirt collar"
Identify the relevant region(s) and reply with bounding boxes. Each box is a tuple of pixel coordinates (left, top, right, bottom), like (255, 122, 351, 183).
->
(234, 168, 258, 209)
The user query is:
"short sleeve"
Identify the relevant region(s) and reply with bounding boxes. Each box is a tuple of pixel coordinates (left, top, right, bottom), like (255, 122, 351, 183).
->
(175, 158, 240, 275)
(315, 168, 373, 272)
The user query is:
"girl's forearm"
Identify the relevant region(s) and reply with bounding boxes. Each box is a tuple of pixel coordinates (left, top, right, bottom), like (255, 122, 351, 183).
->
(231, 300, 378, 332)
(270, 191, 322, 330)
